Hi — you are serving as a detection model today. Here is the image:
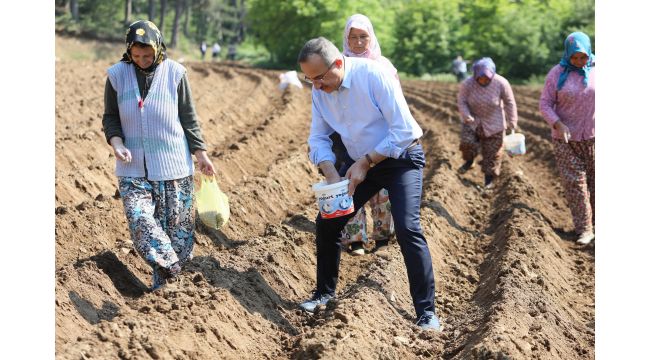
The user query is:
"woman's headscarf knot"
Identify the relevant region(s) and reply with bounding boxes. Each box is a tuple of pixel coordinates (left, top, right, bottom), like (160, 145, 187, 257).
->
(557, 31, 594, 90)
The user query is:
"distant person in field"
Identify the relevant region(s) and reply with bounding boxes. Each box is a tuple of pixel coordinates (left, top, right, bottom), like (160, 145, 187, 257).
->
(329, 13, 398, 257)
(212, 42, 221, 61)
(102, 20, 216, 291)
(298, 37, 441, 331)
(452, 55, 468, 82)
(456, 57, 518, 190)
(227, 44, 237, 60)
(539, 32, 595, 245)
(200, 41, 207, 60)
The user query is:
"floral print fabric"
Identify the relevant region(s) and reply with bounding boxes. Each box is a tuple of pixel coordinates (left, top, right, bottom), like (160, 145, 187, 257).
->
(118, 175, 195, 286)
(552, 139, 595, 235)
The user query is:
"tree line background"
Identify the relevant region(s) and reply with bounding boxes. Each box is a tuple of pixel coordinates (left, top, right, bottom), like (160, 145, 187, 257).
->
(55, 0, 594, 83)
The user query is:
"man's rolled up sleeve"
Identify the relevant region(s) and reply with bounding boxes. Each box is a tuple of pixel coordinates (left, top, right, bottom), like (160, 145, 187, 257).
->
(308, 98, 336, 165)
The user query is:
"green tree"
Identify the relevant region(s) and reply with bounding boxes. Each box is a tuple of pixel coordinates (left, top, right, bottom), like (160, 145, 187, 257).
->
(75, 0, 124, 37)
(247, 0, 400, 67)
(457, 0, 593, 81)
(54, 0, 594, 79)
(247, 0, 350, 66)
(392, 0, 462, 76)
(190, 0, 243, 45)
(170, 0, 185, 48)
(462, 0, 555, 80)
(548, 0, 595, 65)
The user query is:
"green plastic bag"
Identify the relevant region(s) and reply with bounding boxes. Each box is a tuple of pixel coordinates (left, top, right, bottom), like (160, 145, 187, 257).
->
(196, 174, 230, 230)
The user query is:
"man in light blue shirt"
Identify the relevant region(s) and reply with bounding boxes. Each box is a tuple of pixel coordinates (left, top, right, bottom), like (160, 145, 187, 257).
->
(298, 37, 440, 331)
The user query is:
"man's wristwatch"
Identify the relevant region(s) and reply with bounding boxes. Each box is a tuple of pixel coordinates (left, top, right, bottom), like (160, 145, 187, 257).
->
(365, 153, 375, 168)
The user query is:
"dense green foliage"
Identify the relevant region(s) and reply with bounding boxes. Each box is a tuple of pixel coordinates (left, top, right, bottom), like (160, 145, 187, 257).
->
(391, 0, 462, 76)
(454, 0, 595, 81)
(56, 0, 245, 48)
(246, 0, 401, 66)
(55, 0, 594, 81)
(247, 0, 594, 81)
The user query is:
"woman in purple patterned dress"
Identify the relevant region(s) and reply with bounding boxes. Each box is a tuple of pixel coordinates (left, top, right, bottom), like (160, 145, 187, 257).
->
(457, 57, 518, 189)
(539, 32, 595, 245)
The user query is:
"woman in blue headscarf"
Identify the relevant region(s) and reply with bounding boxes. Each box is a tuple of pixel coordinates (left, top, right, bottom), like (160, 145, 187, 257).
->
(539, 31, 595, 245)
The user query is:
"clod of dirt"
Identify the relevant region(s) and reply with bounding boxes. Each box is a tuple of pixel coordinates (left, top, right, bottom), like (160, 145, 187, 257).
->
(74, 179, 87, 192)
(393, 336, 410, 346)
(75, 201, 90, 211)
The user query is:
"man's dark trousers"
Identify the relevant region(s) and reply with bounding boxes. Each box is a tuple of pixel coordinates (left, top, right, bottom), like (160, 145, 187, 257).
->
(314, 144, 436, 317)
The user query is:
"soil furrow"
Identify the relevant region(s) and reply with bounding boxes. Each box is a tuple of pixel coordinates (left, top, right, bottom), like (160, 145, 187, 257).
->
(55, 56, 594, 360)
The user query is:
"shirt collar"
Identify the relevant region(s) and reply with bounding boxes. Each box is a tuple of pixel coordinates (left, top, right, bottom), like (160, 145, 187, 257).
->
(339, 56, 352, 90)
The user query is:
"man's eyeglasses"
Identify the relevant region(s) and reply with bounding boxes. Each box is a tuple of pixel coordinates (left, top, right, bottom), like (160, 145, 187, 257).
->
(304, 61, 336, 84)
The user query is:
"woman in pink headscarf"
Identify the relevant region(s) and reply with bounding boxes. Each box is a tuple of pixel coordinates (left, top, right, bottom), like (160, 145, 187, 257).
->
(331, 14, 398, 256)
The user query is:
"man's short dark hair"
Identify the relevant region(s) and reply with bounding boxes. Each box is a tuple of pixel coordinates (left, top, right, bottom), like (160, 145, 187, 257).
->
(297, 37, 341, 65)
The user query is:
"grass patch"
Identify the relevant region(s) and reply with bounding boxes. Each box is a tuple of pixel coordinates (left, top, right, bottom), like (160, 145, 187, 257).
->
(399, 72, 459, 83)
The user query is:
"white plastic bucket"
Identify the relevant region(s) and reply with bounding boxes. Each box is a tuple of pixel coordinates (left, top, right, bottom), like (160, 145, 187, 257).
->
(504, 131, 526, 156)
(312, 179, 354, 219)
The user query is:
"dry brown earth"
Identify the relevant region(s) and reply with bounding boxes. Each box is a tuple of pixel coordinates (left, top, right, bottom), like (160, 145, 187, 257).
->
(55, 50, 594, 359)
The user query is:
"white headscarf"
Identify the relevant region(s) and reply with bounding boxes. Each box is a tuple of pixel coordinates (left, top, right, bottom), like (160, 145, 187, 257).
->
(343, 14, 381, 59)
(342, 14, 398, 79)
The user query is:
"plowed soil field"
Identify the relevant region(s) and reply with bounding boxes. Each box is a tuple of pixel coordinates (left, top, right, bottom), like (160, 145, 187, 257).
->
(55, 57, 595, 359)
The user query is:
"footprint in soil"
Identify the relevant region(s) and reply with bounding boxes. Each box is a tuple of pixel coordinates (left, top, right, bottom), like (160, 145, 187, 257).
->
(68, 291, 120, 324)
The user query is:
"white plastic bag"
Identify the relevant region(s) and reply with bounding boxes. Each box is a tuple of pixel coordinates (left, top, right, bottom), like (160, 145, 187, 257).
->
(278, 70, 303, 90)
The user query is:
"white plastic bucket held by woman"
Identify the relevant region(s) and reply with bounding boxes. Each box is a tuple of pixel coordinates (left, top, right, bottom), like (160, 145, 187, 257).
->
(312, 179, 355, 219)
(504, 130, 526, 156)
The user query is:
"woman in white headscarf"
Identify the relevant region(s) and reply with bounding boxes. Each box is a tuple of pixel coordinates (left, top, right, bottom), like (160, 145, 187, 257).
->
(331, 14, 398, 256)
(343, 14, 398, 81)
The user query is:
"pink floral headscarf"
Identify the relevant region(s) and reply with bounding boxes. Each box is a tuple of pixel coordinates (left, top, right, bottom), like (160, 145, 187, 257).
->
(342, 14, 398, 78)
